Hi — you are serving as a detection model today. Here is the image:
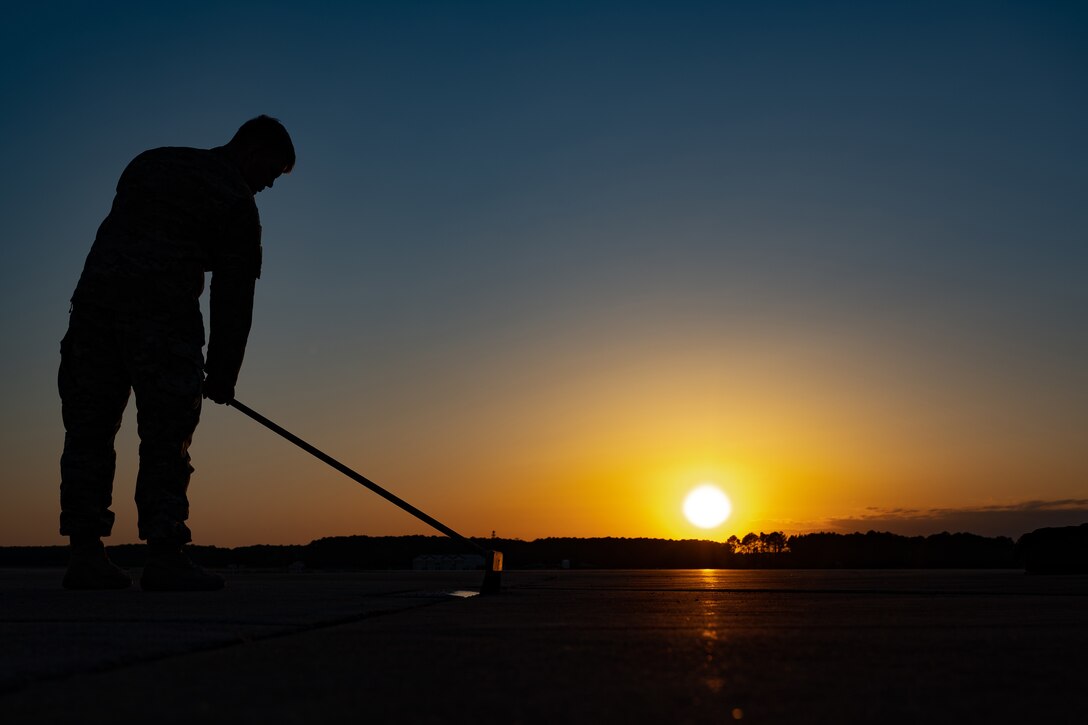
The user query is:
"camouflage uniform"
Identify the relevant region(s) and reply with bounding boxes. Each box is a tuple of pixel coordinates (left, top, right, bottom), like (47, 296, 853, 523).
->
(60, 146, 261, 544)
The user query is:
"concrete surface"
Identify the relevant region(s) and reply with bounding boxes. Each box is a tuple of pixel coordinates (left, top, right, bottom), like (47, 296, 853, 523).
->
(2, 568, 1087, 723)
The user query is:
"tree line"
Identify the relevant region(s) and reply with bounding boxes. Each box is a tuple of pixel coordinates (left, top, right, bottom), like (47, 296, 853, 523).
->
(2, 529, 1056, 569)
(499, 531, 1019, 569)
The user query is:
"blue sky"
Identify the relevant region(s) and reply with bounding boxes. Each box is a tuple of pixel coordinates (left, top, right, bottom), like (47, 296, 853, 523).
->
(2, 1, 1086, 545)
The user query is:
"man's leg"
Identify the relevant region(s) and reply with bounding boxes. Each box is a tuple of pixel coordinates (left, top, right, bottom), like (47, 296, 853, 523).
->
(128, 317, 222, 590)
(58, 306, 132, 589)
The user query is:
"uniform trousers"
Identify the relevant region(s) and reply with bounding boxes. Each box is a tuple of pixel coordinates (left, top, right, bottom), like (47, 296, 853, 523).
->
(59, 302, 204, 544)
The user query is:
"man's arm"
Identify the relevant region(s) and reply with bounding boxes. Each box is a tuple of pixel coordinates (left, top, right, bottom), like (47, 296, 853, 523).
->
(203, 200, 262, 404)
(203, 271, 255, 403)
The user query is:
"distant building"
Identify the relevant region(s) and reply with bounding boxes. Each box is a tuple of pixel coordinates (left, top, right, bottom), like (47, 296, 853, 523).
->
(412, 554, 485, 571)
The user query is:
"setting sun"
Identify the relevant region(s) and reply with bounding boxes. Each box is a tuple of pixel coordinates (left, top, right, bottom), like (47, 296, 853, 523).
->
(683, 484, 733, 529)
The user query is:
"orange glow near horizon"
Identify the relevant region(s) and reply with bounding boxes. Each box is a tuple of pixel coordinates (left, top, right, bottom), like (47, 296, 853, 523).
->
(5, 315, 1087, 548)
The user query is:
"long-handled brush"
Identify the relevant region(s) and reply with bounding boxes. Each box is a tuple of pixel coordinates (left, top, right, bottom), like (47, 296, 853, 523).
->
(228, 399, 502, 595)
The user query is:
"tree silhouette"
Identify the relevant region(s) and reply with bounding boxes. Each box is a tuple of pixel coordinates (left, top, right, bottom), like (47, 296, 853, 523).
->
(762, 531, 788, 554)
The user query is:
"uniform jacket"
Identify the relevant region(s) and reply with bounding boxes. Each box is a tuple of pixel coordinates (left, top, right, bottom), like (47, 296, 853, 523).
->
(72, 146, 262, 387)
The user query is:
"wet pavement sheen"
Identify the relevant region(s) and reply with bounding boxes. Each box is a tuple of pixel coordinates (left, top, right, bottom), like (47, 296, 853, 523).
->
(2, 568, 1086, 723)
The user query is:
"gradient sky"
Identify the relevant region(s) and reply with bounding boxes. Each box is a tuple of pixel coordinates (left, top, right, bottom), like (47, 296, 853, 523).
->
(2, 1, 1086, 546)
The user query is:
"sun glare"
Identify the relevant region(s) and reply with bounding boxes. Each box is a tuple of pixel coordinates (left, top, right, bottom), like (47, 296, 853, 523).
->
(683, 484, 732, 529)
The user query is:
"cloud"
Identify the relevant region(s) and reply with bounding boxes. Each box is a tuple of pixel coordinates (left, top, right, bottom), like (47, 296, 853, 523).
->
(820, 500, 1088, 540)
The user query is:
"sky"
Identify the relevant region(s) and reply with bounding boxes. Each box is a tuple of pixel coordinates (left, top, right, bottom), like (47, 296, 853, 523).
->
(2, 0, 1086, 547)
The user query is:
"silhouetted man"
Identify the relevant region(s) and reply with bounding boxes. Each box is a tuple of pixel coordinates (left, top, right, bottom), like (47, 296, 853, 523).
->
(59, 116, 294, 590)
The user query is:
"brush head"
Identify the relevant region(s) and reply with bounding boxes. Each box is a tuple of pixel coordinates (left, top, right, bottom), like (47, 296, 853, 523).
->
(480, 550, 503, 595)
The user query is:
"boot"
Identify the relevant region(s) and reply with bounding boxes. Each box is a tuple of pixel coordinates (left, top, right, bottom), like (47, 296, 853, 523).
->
(140, 541, 225, 592)
(63, 537, 132, 590)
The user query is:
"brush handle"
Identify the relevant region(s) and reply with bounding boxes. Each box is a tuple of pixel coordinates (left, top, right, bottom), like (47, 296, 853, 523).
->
(228, 398, 487, 556)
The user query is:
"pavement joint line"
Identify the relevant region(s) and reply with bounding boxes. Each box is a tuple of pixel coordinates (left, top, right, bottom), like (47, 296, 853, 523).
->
(518, 585, 1088, 597)
(1, 587, 487, 695)
(1, 618, 307, 625)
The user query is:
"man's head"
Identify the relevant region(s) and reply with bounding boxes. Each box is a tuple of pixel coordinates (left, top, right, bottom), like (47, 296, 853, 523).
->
(225, 115, 295, 194)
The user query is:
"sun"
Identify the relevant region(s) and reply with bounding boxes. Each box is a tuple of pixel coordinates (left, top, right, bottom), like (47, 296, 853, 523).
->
(683, 484, 733, 529)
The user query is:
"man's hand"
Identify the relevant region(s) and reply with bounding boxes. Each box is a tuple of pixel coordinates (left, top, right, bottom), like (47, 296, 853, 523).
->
(202, 375, 235, 405)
